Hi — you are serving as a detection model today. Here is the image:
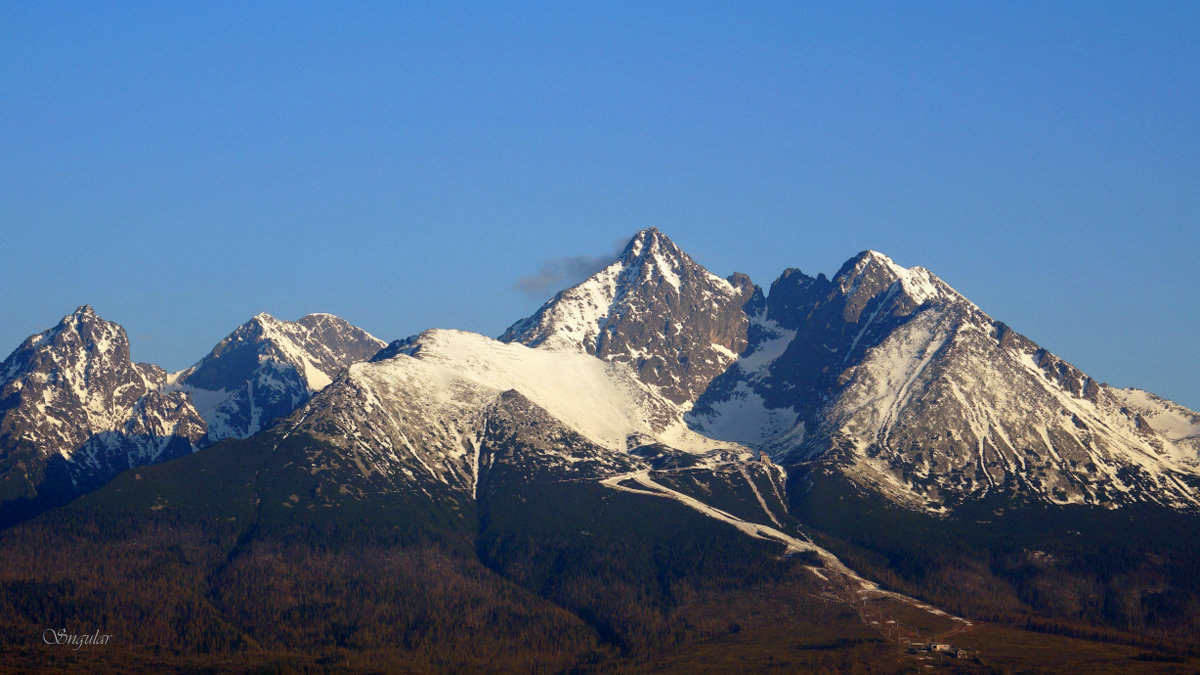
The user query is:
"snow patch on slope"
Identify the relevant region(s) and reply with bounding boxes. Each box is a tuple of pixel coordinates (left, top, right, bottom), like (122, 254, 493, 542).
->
(690, 382, 803, 448)
(1115, 389, 1200, 443)
(396, 329, 734, 454)
(686, 317, 800, 448)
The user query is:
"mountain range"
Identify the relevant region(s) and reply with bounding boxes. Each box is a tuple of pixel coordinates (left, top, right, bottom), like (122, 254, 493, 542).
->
(0, 309, 384, 526)
(2, 228, 1199, 672)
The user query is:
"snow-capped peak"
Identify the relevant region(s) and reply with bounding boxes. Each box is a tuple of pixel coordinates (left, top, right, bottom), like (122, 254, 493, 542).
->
(691, 249, 1200, 514)
(70, 304, 97, 321)
(0, 307, 207, 521)
(831, 250, 967, 319)
(854, 249, 904, 272)
(619, 227, 735, 293)
(501, 228, 757, 404)
(170, 312, 386, 442)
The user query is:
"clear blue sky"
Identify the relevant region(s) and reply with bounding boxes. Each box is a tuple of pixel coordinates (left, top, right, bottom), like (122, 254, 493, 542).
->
(2, 2, 1198, 409)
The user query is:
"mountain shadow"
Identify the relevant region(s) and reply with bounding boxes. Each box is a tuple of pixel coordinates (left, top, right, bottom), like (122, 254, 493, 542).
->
(0, 430, 197, 530)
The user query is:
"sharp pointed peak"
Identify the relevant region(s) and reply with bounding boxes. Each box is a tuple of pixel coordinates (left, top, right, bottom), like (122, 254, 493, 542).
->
(620, 227, 686, 263)
(61, 305, 101, 325)
(296, 312, 344, 328)
(226, 312, 284, 340)
(54, 305, 110, 332)
(854, 249, 900, 265)
(828, 250, 969, 310)
(835, 249, 908, 281)
(846, 251, 954, 285)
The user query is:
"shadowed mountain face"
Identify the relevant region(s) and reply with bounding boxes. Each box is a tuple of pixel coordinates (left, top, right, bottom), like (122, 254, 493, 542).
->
(689, 250, 1200, 511)
(170, 312, 386, 442)
(0, 306, 206, 524)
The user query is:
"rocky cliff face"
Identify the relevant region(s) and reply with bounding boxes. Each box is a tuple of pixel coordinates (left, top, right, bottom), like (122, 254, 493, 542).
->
(501, 228, 757, 406)
(688, 251, 1200, 512)
(170, 312, 386, 442)
(0, 306, 205, 520)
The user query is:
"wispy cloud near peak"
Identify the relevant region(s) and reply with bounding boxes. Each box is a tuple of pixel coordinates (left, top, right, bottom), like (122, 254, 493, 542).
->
(514, 238, 630, 298)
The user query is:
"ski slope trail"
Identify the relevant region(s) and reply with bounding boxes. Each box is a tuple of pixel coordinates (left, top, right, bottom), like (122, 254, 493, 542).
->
(600, 469, 969, 629)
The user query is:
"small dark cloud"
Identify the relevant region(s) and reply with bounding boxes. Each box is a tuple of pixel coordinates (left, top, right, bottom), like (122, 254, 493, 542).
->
(515, 255, 612, 297)
(514, 237, 631, 298)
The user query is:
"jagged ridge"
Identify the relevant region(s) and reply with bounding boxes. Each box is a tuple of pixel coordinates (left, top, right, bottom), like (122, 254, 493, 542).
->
(0, 307, 385, 525)
(688, 250, 1200, 512)
(268, 328, 750, 504)
(168, 312, 386, 441)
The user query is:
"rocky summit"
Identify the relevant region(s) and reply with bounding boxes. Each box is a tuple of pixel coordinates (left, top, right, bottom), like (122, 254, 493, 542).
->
(501, 227, 757, 405)
(169, 312, 386, 442)
(0, 306, 205, 524)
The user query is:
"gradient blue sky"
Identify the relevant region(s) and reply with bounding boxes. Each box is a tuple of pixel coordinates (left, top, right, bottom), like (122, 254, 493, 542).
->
(2, 2, 1198, 409)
